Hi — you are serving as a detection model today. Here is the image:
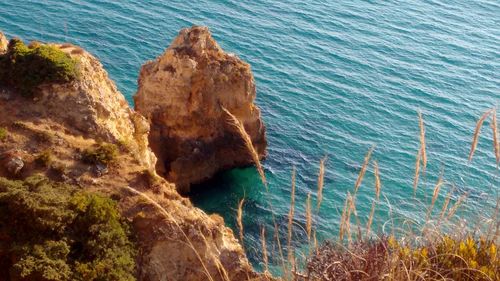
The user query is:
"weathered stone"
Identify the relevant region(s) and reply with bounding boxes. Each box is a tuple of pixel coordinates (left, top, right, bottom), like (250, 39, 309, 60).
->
(5, 156, 24, 175)
(135, 26, 267, 191)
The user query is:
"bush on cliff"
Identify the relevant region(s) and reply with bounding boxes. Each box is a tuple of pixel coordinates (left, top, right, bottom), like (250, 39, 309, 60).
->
(0, 127, 7, 141)
(0, 38, 78, 96)
(0, 175, 137, 281)
(306, 236, 499, 280)
(82, 143, 119, 165)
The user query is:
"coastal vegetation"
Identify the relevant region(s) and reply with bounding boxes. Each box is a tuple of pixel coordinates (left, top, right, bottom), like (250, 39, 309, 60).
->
(0, 127, 7, 141)
(0, 38, 78, 96)
(0, 175, 137, 281)
(81, 143, 119, 165)
(225, 107, 499, 280)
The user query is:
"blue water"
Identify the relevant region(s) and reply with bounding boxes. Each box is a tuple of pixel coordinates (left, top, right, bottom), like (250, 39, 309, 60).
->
(1, 0, 499, 272)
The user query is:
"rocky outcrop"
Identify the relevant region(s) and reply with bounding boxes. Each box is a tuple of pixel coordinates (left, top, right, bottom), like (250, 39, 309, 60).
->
(0, 32, 7, 53)
(0, 32, 270, 281)
(1, 150, 24, 176)
(135, 26, 267, 191)
(33, 44, 157, 170)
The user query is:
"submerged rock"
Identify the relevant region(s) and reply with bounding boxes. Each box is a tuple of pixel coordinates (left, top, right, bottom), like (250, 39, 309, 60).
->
(135, 26, 267, 191)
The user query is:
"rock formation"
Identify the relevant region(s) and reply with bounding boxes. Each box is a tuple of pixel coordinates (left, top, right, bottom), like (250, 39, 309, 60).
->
(0, 32, 270, 281)
(135, 26, 267, 191)
(35, 43, 157, 170)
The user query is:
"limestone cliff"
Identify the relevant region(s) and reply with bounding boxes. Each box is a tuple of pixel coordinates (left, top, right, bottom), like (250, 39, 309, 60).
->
(135, 26, 267, 191)
(37, 43, 156, 170)
(0, 33, 269, 281)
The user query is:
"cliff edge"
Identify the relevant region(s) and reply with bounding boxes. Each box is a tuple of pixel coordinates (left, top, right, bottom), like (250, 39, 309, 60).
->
(0, 32, 270, 281)
(135, 26, 267, 191)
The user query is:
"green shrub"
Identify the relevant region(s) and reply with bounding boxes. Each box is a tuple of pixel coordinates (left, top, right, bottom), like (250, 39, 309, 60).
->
(0, 175, 137, 281)
(82, 143, 118, 165)
(35, 150, 53, 167)
(50, 162, 67, 176)
(0, 127, 7, 141)
(0, 38, 79, 96)
(389, 235, 499, 280)
(307, 236, 499, 281)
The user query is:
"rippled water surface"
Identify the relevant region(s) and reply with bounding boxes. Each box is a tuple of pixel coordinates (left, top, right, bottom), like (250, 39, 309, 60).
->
(1, 0, 499, 271)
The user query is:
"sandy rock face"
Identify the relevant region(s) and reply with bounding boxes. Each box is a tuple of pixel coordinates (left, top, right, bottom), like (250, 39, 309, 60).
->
(35, 44, 157, 170)
(134, 26, 267, 191)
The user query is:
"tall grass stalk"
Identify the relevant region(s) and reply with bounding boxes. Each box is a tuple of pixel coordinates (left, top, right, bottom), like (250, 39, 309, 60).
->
(316, 157, 327, 211)
(354, 146, 374, 194)
(222, 106, 287, 274)
(237, 198, 245, 246)
(306, 192, 312, 244)
(413, 149, 422, 196)
(366, 200, 377, 239)
(287, 168, 296, 269)
(491, 109, 499, 167)
(261, 226, 269, 273)
(339, 193, 350, 242)
(418, 111, 427, 172)
(222, 106, 267, 188)
(373, 160, 381, 200)
(447, 192, 468, 219)
(469, 108, 493, 163)
(426, 171, 444, 220)
(438, 188, 454, 222)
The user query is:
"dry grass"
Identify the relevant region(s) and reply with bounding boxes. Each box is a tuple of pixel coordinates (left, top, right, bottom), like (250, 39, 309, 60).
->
(413, 148, 422, 196)
(222, 106, 267, 188)
(426, 171, 444, 220)
(373, 160, 381, 200)
(354, 147, 374, 194)
(491, 109, 499, 166)
(306, 192, 312, 243)
(261, 226, 269, 273)
(469, 108, 493, 163)
(287, 168, 297, 268)
(339, 192, 355, 244)
(223, 102, 499, 281)
(365, 200, 376, 239)
(447, 192, 468, 219)
(438, 187, 454, 222)
(418, 111, 427, 172)
(222, 106, 288, 275)
(317, 157, 327, 211)
(237, 198, 245, 246)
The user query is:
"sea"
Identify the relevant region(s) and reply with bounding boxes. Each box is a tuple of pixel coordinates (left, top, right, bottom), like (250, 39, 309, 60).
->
(1, 0, 499, 272)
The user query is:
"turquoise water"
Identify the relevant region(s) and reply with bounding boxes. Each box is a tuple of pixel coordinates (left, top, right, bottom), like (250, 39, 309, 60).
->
(1, 0, 499, 271)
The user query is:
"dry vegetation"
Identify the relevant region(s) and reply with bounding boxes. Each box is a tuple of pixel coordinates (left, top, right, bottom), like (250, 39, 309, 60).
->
(72, 105, 497, 281)
(222, 107, 499, 280)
